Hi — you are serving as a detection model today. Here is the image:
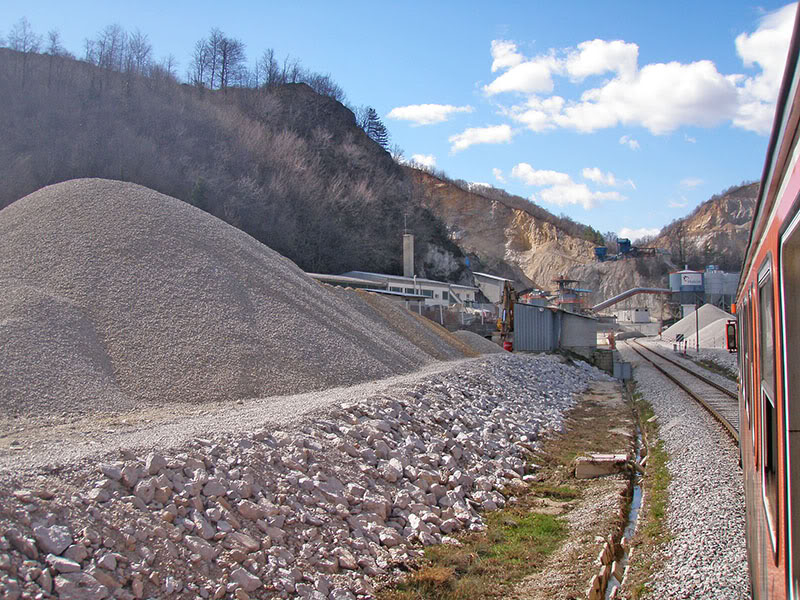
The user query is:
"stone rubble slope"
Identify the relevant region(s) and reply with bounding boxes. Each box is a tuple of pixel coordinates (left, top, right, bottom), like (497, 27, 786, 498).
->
(660, 304, 732, 342)
(0, 178, 471, 418)
(0, 354, 612, 600)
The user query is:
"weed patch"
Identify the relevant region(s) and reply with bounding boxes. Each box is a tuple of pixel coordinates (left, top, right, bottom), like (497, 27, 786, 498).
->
(379, 509, 567, 600)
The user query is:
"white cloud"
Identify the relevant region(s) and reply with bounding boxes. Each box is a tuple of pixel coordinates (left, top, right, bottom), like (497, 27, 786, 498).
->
(493, 167, 506, 183)
(556, 60, 740, 134)
(410, 154, 436, 168)
(669, 197, 689, 208)
(539, 183, 624, 210)
(490, 40, 524, 72)
(485, 6, 795, 136)
(619, 135, 640, 150)
(449, 124, 514, 152)
(618, 227, 660, 241)
(566, 39, 639, 80)
(504, 96, 564, 132)
(734, 3, 797, 133)
(512, 163, 627, 209)
(681, 177, 704, 188)
(582, 167, 617, 186)
(484, 53, 561, 95)
(685, 134, 697, 143)
(387, 103, 474, 126)
(511, 163, 571, 186)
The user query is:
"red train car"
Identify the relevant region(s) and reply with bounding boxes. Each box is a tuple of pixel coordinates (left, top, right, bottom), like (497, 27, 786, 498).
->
(738, 7, 800, 598)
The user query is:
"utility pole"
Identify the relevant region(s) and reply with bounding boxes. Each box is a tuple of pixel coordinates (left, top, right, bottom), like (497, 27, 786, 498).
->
(695, 296, 700, 352)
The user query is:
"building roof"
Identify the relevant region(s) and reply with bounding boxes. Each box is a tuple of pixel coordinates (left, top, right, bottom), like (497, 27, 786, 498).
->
(307, 273, 388, 288)
(341, 271, 478, 291)
(472, 272, 514, 282)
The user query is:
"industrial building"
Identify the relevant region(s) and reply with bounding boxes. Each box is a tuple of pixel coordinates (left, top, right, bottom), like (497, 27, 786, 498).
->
(472, 272, 514, 304)
(340, 271, 479, 307)
(668, 266, 739, 316)
(513, 303, 598, 358)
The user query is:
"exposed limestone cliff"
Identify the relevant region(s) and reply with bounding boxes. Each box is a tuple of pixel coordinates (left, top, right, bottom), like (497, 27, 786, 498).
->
(414, 169, 755, 316)
(410, 170, 596, 290)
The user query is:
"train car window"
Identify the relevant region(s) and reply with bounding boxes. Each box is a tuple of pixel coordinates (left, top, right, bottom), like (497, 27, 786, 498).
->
(760, 268, 776, 399)
(759, 263, 779, 551)
(781, 209, 800, 593)
(742, 297, 751, 428)
(747, 293, 757, 457)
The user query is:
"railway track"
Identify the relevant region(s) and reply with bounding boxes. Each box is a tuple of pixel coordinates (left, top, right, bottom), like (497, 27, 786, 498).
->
(625, 340, 739, 443)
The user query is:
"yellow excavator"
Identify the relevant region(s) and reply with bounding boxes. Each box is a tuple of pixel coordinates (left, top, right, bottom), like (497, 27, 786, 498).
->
(497, 281, 518, 349)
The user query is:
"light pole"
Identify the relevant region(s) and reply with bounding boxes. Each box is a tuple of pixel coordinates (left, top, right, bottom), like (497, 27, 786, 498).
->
(695, 296, 700, 352)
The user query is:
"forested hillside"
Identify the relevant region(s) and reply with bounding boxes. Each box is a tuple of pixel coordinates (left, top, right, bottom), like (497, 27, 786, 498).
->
(0, 43, 467, 280)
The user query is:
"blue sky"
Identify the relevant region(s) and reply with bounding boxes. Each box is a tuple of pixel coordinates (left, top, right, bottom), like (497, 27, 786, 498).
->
(2, 1, 796, 239)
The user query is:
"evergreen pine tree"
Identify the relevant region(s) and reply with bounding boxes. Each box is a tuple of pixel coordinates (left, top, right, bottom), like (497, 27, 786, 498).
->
(365, 107, 390, 150)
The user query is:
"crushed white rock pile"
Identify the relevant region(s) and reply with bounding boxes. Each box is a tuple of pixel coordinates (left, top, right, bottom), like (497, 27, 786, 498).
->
(660, 304, 732, 342)
(0, 179, 471, 418)
(0, 354, 613, 600)
(684, 318, 730, 349)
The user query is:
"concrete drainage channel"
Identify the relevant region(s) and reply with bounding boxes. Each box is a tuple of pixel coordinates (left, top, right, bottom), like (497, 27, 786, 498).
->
(583, 416, 645, 599)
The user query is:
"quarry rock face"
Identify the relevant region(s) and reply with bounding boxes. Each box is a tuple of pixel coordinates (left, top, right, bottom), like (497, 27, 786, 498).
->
(413, 169, 595, 290)
(416, 169, 756, 310)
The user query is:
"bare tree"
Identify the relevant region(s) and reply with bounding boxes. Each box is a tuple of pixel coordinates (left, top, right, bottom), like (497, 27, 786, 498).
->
(9, 17, 41, 53)
(9, 17, 42, 88)
(45, 29, 66, 88)
(257, 48, 280, 87)
(189, 38, 210, 87)
(125, 30, 152, 75)
(206, 28, 224, 88)
(218, 36, 245, 90)
(93, 24, 127, 71)
(46, 29, 64, 55)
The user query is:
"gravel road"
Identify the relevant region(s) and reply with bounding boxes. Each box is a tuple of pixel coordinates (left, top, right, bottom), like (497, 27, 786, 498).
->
(0, 357, 479, 477)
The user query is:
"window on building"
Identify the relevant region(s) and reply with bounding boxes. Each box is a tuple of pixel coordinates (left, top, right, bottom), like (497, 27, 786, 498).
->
(389, 286, 402, 293)
(442, 291, 449, 301)
(405, 288, 415, 294)
(421, 289, 433, 298)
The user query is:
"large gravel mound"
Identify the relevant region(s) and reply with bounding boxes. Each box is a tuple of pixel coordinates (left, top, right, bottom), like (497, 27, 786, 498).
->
(662, 304, 732, 341)
(685, 318, 730, 349)
(0, 179, 468, 417)
(453, 330, 505, 354)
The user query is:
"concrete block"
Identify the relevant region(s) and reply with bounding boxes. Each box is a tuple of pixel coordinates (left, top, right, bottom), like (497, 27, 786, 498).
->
(575, 454, 629, 479)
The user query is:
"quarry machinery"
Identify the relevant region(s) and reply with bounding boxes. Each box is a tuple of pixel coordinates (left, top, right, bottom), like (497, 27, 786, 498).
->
(497, 280, 518, 347)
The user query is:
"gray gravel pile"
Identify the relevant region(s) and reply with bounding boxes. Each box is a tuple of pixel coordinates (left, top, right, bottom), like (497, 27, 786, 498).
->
(0, 354, 612, 600)
(0, 179, 469, 418)
(661, 305, 732, 342)
(452, 330, 505, 354)
(619, 345, 748, 598)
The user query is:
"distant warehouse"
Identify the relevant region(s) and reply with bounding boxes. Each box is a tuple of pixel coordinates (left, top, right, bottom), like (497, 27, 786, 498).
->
(339, 271, 479, 307)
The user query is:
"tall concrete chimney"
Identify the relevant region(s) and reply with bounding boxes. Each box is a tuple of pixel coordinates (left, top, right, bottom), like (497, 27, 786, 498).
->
(403, 233, 414, 278)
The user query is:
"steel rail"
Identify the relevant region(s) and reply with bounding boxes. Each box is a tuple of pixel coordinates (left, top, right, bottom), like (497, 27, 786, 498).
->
(625, 341, 739, 443)
(631, 339, 737, 399)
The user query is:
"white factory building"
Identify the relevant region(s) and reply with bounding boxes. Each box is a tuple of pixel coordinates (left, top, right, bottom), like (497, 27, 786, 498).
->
(340, 271, 479, 307)
(472, 272, 514, 304)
